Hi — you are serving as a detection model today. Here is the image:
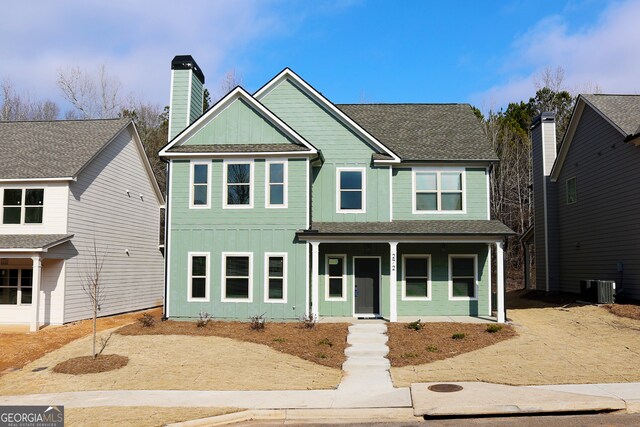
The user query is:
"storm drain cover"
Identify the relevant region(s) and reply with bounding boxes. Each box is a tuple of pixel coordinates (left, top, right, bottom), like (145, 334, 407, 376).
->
(31, 367, 47, 372)
(428, 384, 463, 393)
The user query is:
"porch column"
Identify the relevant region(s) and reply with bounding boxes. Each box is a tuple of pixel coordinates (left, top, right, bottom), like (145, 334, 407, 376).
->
(311, 241, 320, 319)
(496, 241, 505, 323)
(30, 255, 42, 332)
(389, 241, 398, 322)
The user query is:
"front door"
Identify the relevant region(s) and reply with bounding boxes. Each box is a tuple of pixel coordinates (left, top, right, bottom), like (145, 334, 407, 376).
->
(354, 257, 380, 315)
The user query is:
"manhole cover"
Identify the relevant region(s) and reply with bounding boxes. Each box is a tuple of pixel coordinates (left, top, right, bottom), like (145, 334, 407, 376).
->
(428, 384, 463, 393)
(31, 367, 47, 372)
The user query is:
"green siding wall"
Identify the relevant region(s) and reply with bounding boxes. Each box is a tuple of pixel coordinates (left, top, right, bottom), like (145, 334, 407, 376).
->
(393, 167, 488, 220)
(189, 75, 203, 124)
(169, 70, 190, 140)
(168, 158, 308, 320)
(182, 99, 293, 146)
(261, 79, 390, 222)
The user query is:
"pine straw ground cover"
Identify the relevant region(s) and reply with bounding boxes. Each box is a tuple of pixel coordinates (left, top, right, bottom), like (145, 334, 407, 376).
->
(604, 303, 640, 321)
(52, 354, 129, 374)
(117, 317, 349, 369)
(387, 322, 517, 367)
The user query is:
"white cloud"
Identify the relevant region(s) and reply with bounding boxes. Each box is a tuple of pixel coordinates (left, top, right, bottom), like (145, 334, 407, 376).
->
(0, 0, 286, 110)
(472, 0, 640, 110)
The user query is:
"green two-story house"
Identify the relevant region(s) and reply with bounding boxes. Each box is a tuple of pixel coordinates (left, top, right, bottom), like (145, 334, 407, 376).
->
(160, 55, 514, 323)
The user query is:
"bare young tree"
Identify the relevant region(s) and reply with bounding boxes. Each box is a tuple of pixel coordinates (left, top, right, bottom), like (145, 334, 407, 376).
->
(211, 68, 243, 104)
(1, 80, 60, 121)
(81, 240, 107, 359)
(57, 65, 125, 119)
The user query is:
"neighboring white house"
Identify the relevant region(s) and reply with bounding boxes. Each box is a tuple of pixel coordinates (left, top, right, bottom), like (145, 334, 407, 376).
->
(0, 118, 165, 331)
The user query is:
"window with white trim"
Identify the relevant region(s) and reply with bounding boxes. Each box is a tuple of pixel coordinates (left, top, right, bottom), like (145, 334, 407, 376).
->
(566, 177, 577, 204)
(223, 253, 252, 301)
(449, 255, 477, 299)
(265, 253, 286, 302)
(224, 161, 253, 207)
(3, 189, 44, 224)
(325, 255, 346, 300)
(402, 255, 430, 300)
(337, 168, 365, 212)
(266, 160, 287, 207)
(188, 253, 209, 301)
(190, 162, 209, 208)
(0, 269, 33, 305)
(413, 169, 464, 212)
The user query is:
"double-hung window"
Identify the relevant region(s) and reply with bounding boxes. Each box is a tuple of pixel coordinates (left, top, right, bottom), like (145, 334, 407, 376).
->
(224, 161, 253, 208)
(0, 269, 32, 305)
(449, 255, 477, 300)
(337, 168, 366, 213)
(265, 253, 287, 303)
(402, 255, 431, 300)
(188, 253, 209, 301)
(325, 255, 346, 300)
(266, 160, 287, 208)
(413, 169, 464, 213)
(222, 253, 252, 301)
(3, 189, 44, 224)
(190, 162, 210, 208)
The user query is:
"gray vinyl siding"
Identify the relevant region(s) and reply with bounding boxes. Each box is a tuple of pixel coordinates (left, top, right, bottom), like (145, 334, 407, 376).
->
(62, 125, 164, 322)
(554, 106, 640, 299)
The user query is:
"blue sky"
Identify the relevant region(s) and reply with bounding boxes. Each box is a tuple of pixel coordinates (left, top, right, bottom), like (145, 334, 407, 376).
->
(2, 0, 639, 114)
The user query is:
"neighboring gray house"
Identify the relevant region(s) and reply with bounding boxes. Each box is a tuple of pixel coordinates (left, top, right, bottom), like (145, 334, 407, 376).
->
(526, 95, 640, 301)
(0, 118, 165, 331)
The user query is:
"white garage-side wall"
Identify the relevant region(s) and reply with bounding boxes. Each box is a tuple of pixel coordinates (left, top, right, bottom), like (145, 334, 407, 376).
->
(63, 124, 164, 323)
(0, 182, 68, 235)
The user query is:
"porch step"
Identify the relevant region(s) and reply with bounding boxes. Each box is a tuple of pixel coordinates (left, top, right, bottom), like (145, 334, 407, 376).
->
(345, 344, 389, 358)
(348, 324, 387, 334)
(347, 334, 388, 345)
(342, 356, 391, 371)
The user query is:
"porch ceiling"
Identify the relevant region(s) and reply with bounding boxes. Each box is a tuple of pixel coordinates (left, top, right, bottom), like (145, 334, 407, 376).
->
(0, 234, 73, 252)
(297, 220, 515, 241)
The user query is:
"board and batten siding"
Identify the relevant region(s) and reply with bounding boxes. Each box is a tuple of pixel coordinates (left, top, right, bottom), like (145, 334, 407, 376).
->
(0, 182, 68, 235)
(181, 98, 294, 146)
(168, 158, 308, 320)
(169, 69, 191, 140)
(260, 78, 390, 222)
(62, 125, 164, 323)
(554, 106, 640, 299)
(392, 167, 488, 220)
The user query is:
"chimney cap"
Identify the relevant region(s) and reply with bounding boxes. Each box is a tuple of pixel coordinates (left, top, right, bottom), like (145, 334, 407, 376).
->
(530, 111, 555, 129)
(171, 55, 205, 84)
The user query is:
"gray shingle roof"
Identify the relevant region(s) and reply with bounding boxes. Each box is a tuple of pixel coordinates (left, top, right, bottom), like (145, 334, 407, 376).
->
(0, 234, 73, 250)
(168, 143, 311, 153)
(0, 118, 130, 179)
(582, 94, 640, 137)
(298, 220, 514, 237)
(337, 104, 497, 162)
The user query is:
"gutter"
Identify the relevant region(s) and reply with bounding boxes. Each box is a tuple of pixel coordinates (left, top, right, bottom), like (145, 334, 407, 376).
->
(162, 159, 170, 320)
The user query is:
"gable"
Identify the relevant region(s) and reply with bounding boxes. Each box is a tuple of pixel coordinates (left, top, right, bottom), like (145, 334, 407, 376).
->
(181, 98, 295, 146)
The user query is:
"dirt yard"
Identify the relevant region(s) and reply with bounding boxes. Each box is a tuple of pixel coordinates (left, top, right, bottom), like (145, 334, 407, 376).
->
(391, 304, 640, 386)
(0, 308, 161, 374)
(0, 327, 342, 395)
(65, 406, 238, 427)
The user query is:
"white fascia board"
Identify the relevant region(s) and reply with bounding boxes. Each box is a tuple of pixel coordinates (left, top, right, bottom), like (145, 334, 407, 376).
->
(159, 86, 317, 157)
(254, 68, 401, 163)
(161, 151, 314, 159)
(0, 177, 74, 183)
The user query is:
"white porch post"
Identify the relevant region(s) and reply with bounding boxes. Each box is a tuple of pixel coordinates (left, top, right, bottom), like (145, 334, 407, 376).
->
(389, 241, 398, 322)
(496, 241, 505, 323)
(311, 241, 320, 319)
(30, 255, 42, 332)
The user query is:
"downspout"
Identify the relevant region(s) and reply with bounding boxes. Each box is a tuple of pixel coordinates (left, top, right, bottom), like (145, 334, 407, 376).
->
(162, 159, 170, 320)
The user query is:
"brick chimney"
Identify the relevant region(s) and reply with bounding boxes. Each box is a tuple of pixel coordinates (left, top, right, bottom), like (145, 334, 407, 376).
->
(168, 55, 205, 141)
(531, 112, 559, 292)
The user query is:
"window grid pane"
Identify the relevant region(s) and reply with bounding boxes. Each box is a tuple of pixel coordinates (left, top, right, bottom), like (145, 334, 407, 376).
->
(225, 256, 250, 299)
(451, 257, 475, 298)
(329, 278, 343, 298)
(269, 184, 284, 205)
(405, 257, 429, 298)
(269, 163, 284, 184)
(415, 171, 463, 212)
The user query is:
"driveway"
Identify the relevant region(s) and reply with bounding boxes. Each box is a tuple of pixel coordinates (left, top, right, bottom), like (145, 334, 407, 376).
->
(391, 305, 640, 386)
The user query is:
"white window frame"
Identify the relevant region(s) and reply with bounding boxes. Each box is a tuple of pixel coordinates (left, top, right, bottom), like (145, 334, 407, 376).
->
(401, 254, 432, 301)
(336, 167, 366, 213)
(265, 159, 288, 208)
(223, 159, 254, 209)
(264, 252, 287, 303)
(1, 188, 45, 225)
(0, 268, 33, 306)
(221, 252, 253, 302)
(566, 176, 577, 205)
(325, 254, 347, 301)
(189, 161, 211, 209)
(448, 254, 478, 301)
(412, 167, 466, 214)
(187, 252, 210, 302)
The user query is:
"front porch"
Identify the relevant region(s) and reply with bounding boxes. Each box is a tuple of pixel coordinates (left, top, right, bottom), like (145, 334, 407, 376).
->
(297, 221, 515, 323)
